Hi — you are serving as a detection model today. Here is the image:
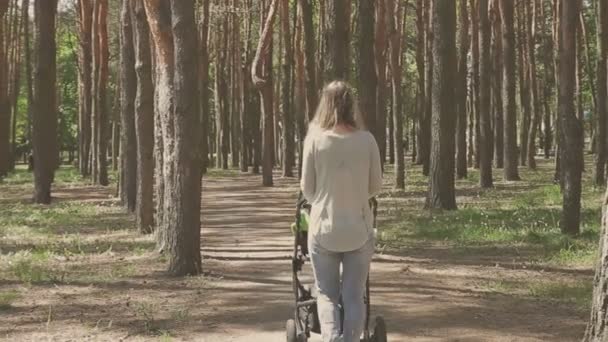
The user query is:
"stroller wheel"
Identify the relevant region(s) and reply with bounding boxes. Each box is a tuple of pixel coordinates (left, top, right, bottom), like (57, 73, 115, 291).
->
(286, 319, 297, 342)
(372, 316, 387, 342)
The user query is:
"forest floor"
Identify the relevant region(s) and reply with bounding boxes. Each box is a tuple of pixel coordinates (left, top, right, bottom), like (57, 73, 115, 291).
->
(0, 157, 602, 341)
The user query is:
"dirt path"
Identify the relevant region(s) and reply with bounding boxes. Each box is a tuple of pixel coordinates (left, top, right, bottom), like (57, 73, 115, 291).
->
(199, 173, 586, 342)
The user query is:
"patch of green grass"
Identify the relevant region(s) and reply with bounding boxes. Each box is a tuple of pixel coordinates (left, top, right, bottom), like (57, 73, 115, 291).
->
(0, 290, 20, 310)
(205, 168, 240, 178)
(6, 251, 54, 283)
(482, 278, 592, 311)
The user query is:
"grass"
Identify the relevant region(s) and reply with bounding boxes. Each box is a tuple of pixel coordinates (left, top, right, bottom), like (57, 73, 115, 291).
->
(0, 291, 20, 310)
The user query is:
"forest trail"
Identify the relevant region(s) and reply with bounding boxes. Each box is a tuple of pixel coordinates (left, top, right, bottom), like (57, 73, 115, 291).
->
(199, 173, 586, 342)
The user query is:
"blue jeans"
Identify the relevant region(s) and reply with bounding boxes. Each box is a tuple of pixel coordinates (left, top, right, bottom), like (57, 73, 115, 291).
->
(309, 236, 375, 342)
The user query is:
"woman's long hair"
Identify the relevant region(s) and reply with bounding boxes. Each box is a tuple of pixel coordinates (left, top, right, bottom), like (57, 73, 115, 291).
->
(310, 81, 365, 132)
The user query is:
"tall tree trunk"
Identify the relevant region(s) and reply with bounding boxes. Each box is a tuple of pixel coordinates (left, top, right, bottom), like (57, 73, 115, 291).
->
(526, 0, 540, 169)
(479, 0, 493, 188)
(500, 0, 520, 181)
(596, 0, 608, 186)
(280, 0, 294, 177)
(558, 0, 582, 236)
(584, 187, 608, 341)
(91, 0, 109, 186)
(388, 0, 406, 189)
(427, 0, 457, 210)
(295, 2, 306, 178)
(77, 0, 92, 177)
(0, 0, 9, 177)
(456, 0, 469, 179)
(471, 0, 480, 169)
(517, 1, 530, 167)
(422, 0, 433, 176)
(415, 0, 425, 167)
(120, 0, 137, 212)
(199, 0, 210, 175)
(297, 0, 317, 122)
(323, 0, 349, 82)
(164, 0, 203, 276)
(375, 0, 387, 164)
(491, 0, 504, 169)
(32, 0, 58, 203)
(358, 0, 377, 146)
(131, 0, 154, 234)
(144, 0, 174, 252)
(252, 0, 278, 187)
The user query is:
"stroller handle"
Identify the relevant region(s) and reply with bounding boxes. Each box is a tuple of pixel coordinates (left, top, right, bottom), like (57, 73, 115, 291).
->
(296, 192, 378, 216)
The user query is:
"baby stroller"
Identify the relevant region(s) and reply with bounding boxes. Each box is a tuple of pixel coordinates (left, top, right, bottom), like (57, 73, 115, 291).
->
(286, 193, 387, 342)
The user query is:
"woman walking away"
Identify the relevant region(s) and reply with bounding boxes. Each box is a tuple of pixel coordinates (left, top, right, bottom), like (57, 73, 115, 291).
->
(301, 80, 383, 342)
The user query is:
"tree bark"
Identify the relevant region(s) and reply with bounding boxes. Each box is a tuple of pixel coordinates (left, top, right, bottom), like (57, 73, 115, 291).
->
(491, 0, 503, 169)
(323, 0, 349, 82)
(164, 0, 203, 276)
(375, 0, 387, 163)
(585, 182, 608, 340)
(456, 0, 469, 179)
(427, 0, 457, 210)
(280, 0, 294, 177)
(297, 0, 317, 122)
(558, 0, 582, 236)
(32, 0, 58, 203)
(252, 0, 278, 187)
(471, 0, 480, 169)
(422, 0, 433, 176)
(77, 0, 93, 177)
(358, 0, 377, 141)
(91, 0, 109, 186)
(499, 0, 520, 181)
(131, 0, 154, 234)
(388, 0, 406, 189)
(119, 0, 137, 212)
(0, 0, 9, 177)
(526, 0, 540, 170)
(596, 0, 608, 186)
(479, 0, 493, 188)
(199, 0, 210, 175)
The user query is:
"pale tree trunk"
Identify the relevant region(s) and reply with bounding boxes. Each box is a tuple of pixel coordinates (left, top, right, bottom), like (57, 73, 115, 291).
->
(166, 0, 203, 276)
(375, 0, 387, 165)
(456, 0, 469, 179)
(596, 0, 608, 186)
(0, 0, 9, 177)
(358, 0, 377, 144)
(252, 0, 278, 187)
(198, 0, 210, 175)
(119, 0, 137, 212)
(500, 0, 520, 181)
(558, 0, 582, 236)
(479, 0, 493, 188)
(144, 0, 175, 252)
(471, 0, 480, 169)
(491, 0, 503, 169)
(388, 0, 406, 189)
(131, 0, 154, 234)
(415, 0, 425, 167)
(32, 0, 58, 203)
(280, 0, 294, 177)
(77, 0, 93, 176)
(295, 3, 306, 178)
(517, 1, 530, 167)
(526, 0, 540, 170)
(427, 0, 457, 210)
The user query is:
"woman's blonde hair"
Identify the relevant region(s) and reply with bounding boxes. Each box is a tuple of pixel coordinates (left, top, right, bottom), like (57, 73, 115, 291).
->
(311, 81, 365, 130)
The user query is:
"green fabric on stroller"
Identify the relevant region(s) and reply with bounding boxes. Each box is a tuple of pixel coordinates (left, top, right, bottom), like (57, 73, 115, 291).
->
(291, 209, 310, 234)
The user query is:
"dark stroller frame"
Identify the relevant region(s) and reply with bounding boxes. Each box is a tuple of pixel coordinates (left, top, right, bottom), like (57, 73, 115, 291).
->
(286, 194, 387, 342)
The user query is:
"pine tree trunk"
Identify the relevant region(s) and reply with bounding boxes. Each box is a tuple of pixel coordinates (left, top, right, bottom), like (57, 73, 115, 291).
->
(358, 0, 377, 144)
(558, 0, 582, 236)
(596, 0, 608, 186)
(526, 0, 540, 170)
(199, 0, 210, 175)
(131, 0, 154, 234)
(492, 0, 504, 169)
(517, 1, 530, 167)
(500, 0, 520, 181)
(323, 0, 349, 82)
(280, 0, 294, 177)
(297, 0, 317, 122)
(32, 0, 58, 203)
(422, 0, 433, 176)
(427, 0, 457, 210)
(388, 0, 405, 189)
(164, 0, 203, 276)
(479, 0, 493, 188)
(119, 0, 137, 212)
(77, 0, 92, 176)
(0, 0, 9, 177)
(375, 0, 387, 164)
(456, 0, 469, 179)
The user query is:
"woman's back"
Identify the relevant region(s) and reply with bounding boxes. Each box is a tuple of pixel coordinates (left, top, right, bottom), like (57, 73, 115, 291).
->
(301, 128, 382, 252)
